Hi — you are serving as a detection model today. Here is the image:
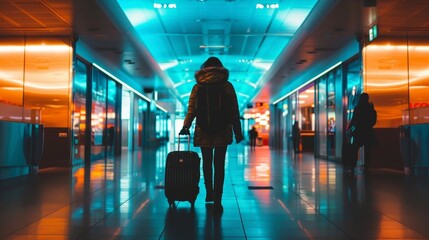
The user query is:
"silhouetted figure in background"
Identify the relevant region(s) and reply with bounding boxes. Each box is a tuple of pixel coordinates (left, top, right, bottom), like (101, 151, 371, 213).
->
(292, 121, 301, 153)
(348, 92, 377, 172)
(248, 126, 258, 150)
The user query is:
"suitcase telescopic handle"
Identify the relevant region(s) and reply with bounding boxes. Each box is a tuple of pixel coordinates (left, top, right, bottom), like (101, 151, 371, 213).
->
(178, 134, 191, 151)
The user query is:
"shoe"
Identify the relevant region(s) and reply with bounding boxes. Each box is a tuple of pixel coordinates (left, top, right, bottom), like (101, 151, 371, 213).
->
(214, 203, 223, 213)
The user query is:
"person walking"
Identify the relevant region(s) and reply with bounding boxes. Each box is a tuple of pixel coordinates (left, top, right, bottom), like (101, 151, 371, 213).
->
(348, 92, 377, 172)
(292, 121, 301, 153)
(179, 56, 243, 213)
(248, 126, 258, 150)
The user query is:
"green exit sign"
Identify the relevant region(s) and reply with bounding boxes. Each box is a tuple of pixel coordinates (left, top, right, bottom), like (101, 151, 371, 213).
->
(369, 25, 378, 42)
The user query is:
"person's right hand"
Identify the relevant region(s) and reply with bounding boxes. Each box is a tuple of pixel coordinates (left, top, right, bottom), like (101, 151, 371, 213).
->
(179, 126, 190, 135)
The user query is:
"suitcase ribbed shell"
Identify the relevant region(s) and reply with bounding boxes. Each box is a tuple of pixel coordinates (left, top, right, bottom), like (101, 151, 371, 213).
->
(165, 150, 200, 207)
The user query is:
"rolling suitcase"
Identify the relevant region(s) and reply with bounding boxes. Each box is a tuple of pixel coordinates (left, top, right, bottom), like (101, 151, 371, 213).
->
(165, 134, 200, 207)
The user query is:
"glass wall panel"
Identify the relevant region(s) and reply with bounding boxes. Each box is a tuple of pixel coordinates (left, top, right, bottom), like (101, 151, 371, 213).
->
(24, 37, 72, 127)
(327, 72, 336, 155)
(317, 79, 327, 156)
(364, 38, 409, 128)
(121, 88, 131, 150)
(283, 97, 292, 151)
(156, 109, 161, 138)
(72, 59, 87, 165)
(298, 85, 314, 131)
(345, 58, 362, 125)
(106, 78, 118, 157)
(156, 109, 168, 139)
(136, 98, 147, 148)
(0, 37, 24, 121)
(290, 92, 298, 151)
(298, 84, 314, 153)
(408, 38, 429, 125)
(91, 69, 107, 160)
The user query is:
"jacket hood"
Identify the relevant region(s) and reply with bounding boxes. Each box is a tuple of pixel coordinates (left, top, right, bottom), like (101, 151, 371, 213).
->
(195, 66, 229, 84)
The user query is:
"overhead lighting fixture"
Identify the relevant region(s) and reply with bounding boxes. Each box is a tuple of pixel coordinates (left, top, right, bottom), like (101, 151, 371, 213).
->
(272, 61, 342, 105)
(178, 59, 193, 64)
(256, 3, 279, 9)
(153, 3, 177, 9)
(199, 45, 231, 49)
(159, 60, 178, 70)
(252, 61, 272, 71)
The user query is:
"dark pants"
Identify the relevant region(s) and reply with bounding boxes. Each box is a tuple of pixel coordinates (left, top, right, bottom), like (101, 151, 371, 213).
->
(360, 143, 371, 170)
(200, 146, 227, 199)
(293, 138, 300, 152)
(250, 137, 256, 148)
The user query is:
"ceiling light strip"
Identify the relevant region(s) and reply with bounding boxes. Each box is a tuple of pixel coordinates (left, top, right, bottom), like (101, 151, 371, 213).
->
(272, 61, 342, 105)
(155, 103, 168, 113)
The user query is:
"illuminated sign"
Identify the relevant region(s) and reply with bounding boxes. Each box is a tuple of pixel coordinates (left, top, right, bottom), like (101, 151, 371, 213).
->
(410, 102, 429, 109)
(369, 25, 378, 42)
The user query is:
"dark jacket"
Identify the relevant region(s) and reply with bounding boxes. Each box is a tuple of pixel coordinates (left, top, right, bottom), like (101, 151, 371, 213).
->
(249, 128, 258, 139)
(292, 123, 300, 141)
(349, 102, 377, 146)
(183, 66, 242, 147)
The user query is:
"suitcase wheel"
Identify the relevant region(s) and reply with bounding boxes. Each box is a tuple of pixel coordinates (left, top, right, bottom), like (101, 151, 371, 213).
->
(168, 199, 175, 208)
(190, 197, 197, 208)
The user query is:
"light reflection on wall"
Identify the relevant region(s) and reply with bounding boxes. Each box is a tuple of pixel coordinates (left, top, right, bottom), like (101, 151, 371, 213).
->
(364, 40, 429, 127)
(0, 37, 72, 127)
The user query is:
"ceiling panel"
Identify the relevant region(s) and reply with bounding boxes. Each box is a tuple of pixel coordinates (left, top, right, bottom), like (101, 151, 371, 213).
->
(116, 0, 319, 110)
(0, 0, 71, 34)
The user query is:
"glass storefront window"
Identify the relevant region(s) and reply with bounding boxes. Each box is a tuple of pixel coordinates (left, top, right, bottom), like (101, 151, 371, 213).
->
(72, 59, 87, 165)
(106, 78, 118, 157)
(280, 100, 289, 150)
(327, 71, 336, 155)
(345, 57, 362, 125)
(121, 88, 131, 150)
(137, 98, 147, 148)
(317, 78, 327, 156)
(91, 68, 107, 160)
(299, 84, 314, 132)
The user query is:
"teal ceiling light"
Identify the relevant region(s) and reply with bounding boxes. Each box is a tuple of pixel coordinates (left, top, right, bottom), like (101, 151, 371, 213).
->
(116, 0, 318, 112)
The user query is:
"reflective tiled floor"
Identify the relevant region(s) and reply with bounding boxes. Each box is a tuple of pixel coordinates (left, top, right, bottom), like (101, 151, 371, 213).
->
(1, 143, 429, 239)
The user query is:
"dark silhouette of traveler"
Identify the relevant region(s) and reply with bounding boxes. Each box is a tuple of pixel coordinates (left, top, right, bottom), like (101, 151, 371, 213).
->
(179, 56, 243, 213)
(248, 126, 258, 150)
(348, 92, 377, 172)
(292, 121, 301, 153)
